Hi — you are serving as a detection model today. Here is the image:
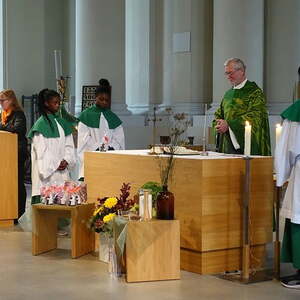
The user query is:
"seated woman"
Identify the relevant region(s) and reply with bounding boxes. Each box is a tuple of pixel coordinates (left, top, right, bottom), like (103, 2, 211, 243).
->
(0, 89, 28, 220)
(77, 78, 125, 179)
(28, 89, 76, 204)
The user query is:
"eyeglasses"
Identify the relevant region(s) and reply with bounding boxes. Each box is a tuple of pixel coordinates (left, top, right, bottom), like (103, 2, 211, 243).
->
(224, 69, 241, 76)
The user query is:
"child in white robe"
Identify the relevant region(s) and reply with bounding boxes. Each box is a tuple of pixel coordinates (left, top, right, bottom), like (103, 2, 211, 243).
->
(28, 89, 76, 204)
(275, 99, 300, 289)
(77, 79, 125, 179)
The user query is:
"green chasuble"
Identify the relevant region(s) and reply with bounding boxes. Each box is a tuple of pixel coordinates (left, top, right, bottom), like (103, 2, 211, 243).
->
(27, 113, 73, 139)
(214, 80, 271, 156)
(78, 105, 122, 129)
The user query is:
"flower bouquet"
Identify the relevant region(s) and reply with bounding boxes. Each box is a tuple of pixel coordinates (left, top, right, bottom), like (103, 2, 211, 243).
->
(90, 183, 136, 236)
(90, 183, 136, 273)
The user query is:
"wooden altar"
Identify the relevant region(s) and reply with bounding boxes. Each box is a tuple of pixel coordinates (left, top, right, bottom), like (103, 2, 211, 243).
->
(84, 150, 273, 274)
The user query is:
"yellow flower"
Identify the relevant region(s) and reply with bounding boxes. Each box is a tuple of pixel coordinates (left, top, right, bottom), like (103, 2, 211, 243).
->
(93, 207, 103, 216)
(103, 213, 116, 223)
(104, 197, 118, 209)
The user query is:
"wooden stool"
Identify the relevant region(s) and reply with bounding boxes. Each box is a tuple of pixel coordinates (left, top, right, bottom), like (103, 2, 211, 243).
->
(126, 219, 180, 282)
(32, 204, 95, 258)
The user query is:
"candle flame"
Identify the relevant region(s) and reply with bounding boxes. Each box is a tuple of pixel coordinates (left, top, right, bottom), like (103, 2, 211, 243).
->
(245, 121, 250, 126)
(276, 123, 282, 128)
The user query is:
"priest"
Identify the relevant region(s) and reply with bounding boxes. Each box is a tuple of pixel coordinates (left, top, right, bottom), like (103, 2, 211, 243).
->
(275, 100, 300, 289)
(214, 58, 271, 156)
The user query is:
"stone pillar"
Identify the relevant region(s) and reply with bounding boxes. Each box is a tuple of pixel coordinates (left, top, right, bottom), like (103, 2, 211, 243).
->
(75, 0, 125, 114)
(211, 0, 264, 113)
(265, 0, 300, 114)
(125, 0, 151, 114)
(161, 0, 213, 114)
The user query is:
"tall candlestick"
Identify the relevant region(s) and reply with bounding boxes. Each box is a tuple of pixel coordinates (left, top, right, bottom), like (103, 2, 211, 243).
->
(202, 104, 208, 154)
(275, 123, 282, 146)
(54, 50, 62, 80)
(244, 121, 251, 156)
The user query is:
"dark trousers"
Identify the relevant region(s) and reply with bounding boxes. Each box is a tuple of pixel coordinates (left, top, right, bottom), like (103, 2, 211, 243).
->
(18, 159, 27, 219)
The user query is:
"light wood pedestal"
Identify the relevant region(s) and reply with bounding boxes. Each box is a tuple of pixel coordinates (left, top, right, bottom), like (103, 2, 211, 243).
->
(126, 219, 180, 282)
(32, 204, 95, 258)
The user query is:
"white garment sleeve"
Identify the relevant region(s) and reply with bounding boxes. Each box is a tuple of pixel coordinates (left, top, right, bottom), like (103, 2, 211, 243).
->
(32, 133, 60, 180)
(77, 121, 98, 179)
(110, 125, 125, 150)
(275, 119, 300, 187)
(63, 134, 76, 168)
(228, 127, 240, 150)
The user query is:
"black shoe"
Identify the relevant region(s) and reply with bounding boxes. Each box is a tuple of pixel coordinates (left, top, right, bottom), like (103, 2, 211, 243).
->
(281, 277, 300, 289)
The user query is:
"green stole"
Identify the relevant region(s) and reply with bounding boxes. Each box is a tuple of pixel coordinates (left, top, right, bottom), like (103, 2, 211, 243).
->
(78, 105, 122, 129)
(281, 99, 300, 122)
(27, 113, 73, 138)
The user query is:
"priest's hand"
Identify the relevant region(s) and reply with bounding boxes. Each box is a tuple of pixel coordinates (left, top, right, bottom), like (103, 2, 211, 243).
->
(57, 159, 68, 171)
(215, 119, 229, 133)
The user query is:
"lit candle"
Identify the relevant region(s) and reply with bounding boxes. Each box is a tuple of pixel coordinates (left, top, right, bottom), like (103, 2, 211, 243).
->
(54, 50, 62, 80)
(244, 121, 252, 156)
(275, 123, 282, 146)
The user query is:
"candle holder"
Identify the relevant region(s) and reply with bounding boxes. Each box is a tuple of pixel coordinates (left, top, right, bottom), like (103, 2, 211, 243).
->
(201, 104, 209, 156)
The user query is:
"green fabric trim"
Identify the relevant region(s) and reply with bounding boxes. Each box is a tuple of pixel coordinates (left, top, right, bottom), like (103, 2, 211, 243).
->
(27, 113, 73, 138)
(281, 219, 300, 269)
(78, 105, 122, 129)
(281, 99, 300, 122)
(113, 216, 128, 258)
(31, 195, 41, 204)
(213, 80, 271, 156)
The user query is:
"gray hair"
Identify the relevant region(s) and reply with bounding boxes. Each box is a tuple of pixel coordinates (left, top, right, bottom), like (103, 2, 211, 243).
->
(224, 58, 246, 71)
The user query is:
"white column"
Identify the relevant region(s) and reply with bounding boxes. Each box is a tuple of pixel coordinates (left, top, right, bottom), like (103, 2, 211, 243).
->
(265, 0, 300, 114)
(125, 0, 151, 115)
(211, 0, 264, 113)
(75, 0, 125, 114)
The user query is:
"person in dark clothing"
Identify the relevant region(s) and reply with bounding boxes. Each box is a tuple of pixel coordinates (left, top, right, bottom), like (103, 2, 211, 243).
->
(0, 89, 28, 221)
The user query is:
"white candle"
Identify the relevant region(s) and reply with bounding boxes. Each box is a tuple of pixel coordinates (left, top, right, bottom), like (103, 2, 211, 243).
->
(275, 123, 282, 146)
(54, 50, 62, 80)
(244, 121, 252, 156)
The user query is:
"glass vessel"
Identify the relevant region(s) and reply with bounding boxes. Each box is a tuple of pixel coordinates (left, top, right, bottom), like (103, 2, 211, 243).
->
(156, 185, 174, 220)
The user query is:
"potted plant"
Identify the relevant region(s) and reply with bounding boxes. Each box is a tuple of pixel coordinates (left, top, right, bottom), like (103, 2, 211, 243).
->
(156, 109, 191, 220)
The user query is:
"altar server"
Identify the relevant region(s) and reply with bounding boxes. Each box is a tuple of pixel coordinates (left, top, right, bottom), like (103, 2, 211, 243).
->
(275, 99, 300, 289)
(28, 89, 76, 204)
(77, 78, 125, 179)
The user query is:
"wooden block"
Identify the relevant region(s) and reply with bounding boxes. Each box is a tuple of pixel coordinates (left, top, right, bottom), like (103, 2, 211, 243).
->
(32, 206, 58, 256)
(126, 220, 180, 282)
(32, 204, 95, 258)
(71, 204, 95, 258)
